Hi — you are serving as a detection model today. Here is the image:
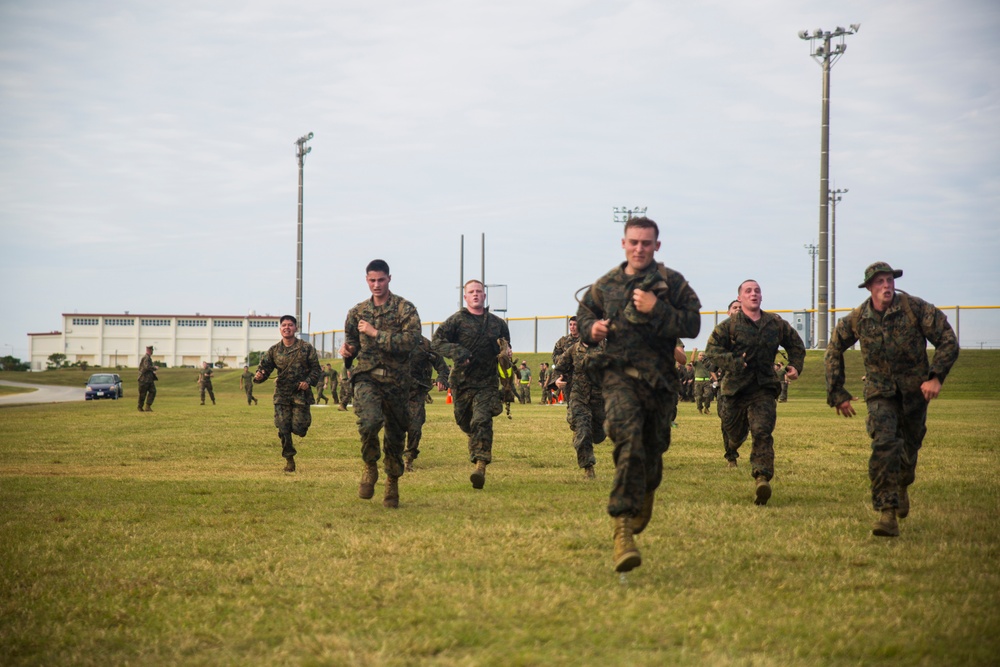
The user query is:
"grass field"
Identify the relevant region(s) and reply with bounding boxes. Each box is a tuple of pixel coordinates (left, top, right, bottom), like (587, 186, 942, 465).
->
(1, 351, 998, 665)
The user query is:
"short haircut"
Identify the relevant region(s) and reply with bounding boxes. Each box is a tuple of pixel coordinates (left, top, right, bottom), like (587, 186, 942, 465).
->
(569, 316, 577, 322)
(464, 279, 484, 290)
(280, 314, 297, 325)
(738, 279, 759, 294)
(624, 216, 659, 239)
(366, 259, 390, 275)
(729, 300, 740, 309)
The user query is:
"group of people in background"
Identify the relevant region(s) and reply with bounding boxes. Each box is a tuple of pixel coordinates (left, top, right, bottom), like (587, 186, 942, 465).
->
(133, 218, 960, 572)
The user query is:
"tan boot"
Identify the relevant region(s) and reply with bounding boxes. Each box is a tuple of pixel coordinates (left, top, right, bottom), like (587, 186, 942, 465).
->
(383, 476, 399, 508)
(613, 516, 641, 572)
(897, 486, 910, 519)
(283, 456, 295, 473)
(632, 489, 655, 535)
(470, 460, 487, 489)
(404, 456, 415, 473)
(584, 465, 595, 479)
(872, 509, 899, 537)
(754, 476, 771, 506)
(358, 462, 378, 499)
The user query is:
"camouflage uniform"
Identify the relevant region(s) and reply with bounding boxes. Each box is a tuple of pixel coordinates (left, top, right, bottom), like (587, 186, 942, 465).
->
(405, 336, 450, 463)
(198, 366, 215, 404)
(240, 369, 258, 405)
(552, 332, 579, 402)
(705, 311, 805, 479)
(344, 293, 422, 479)
(339, 369, 353, 409)
(431, 307, 511, 465)
(577, 261, 701, 519)
(554, 341, 607, 469)
(518, 365, 531, 404)
(326, 368, 339, 404)
(826, 291, 958, 511)
(315, 371, 329, 403)
(137, 352, 157, 410)
(692, 358, 715, 413)
(255, 338, 323, 459)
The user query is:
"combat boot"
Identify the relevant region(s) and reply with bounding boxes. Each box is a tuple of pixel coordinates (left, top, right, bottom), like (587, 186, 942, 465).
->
(872, 509, 899, 537)
(632, 489, 655, 535)
(144, 406, 153, 412)
(283, 456, 296, 473)
(358, 462, 378, 499)
(613, 516, 641, 572)
(137, 406, 145, 413)
(583, 465, 595, 479)
(727, 459, 738, 468)
(897, 486, 910, 519)
(754, 476, 771, 506)
(404, 456, 415, 473)
(383, 476, 399, 508)
(470, 460, 487, 489)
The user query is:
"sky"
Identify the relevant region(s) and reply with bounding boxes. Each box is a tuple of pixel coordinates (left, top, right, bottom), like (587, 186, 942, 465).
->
(2, 0, 999, 361)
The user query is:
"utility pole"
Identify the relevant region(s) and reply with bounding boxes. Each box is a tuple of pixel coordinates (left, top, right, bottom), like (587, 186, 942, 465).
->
(294, 131, 314, 335)
(804, 243, 818, 348)
(613, 206, 647, 224)
(829, 187, 848, 331)
(799, 24, 859, 348)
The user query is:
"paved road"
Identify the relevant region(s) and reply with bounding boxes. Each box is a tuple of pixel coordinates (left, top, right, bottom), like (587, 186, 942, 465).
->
(0, 380, 86, 405)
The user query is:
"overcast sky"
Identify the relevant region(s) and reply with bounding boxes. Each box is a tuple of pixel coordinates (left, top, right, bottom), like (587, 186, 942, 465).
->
(2, 0, 998, 360)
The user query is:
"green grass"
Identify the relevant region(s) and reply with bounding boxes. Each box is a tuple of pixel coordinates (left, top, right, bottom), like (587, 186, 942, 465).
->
(1, 352, 998, 665)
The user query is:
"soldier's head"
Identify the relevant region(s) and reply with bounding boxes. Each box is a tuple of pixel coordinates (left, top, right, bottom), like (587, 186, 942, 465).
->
(202, 361, 209, 368)
(244, 365, 249, 370)
(859, 261, 901, 312)
(279, 315, 298, 341)
(728, 300, 740, 317)
(568, 316, 578, 336)
(521, 361, 527, 367)
(737, 280, 762, 315)
(698, 352, 705, 361)
(365, 260, 392, 303)
(621, 217, 660, 275)
(463, 280, 486, 315)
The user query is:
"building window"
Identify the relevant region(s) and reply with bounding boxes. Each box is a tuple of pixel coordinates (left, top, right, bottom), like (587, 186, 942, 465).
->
(141, 319, 171, 327)
(178, 319, 207, 327)
(72, 318, 99, 326)
(214, 320, 244, 328)
(249, 320, 279, 328)
(105, 318, 135, 327)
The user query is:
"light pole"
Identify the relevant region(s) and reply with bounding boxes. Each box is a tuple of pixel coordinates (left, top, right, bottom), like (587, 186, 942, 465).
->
(294, 132, 314, 336)
(804, 243, 818, 348)
(613, 206, 647, 224)
(829, 187, 848, 331)
(799, 24, 859, 348)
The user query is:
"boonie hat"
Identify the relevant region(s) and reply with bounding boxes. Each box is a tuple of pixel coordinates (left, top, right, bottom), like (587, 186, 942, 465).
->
(858, 261, 903, 288)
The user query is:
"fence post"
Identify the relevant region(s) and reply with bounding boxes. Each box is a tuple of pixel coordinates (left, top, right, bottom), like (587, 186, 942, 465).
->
(955, 305, 960, 346)
(534, 317, 538, 354)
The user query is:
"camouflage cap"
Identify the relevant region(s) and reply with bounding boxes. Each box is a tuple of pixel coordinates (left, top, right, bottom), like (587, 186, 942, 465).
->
(858, 261, 902, 288)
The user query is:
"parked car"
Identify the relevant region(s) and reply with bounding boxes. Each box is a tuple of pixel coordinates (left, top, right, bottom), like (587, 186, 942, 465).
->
(85, 373, 123, 400)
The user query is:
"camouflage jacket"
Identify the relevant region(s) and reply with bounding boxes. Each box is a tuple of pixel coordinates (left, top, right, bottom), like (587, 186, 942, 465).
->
(240, 370, 254, 390)
(198, 367, 214, 386)
(552, 333, 579, 365)
(554, 340, 604, 404)
(431, 308, 510, 389)
(138, 353, 157, 383)
(344, 292, 422, 381)
(325, 369, 338, 393)
(576, 261, 701, 390)
(409, 336, 450, 390)
(705, 310, 805, 397)
(256, 338, 323, 406)
(825, 291, 959, 406)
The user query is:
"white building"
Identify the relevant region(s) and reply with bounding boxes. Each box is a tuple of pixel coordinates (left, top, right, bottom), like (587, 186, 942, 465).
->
(27, 312, 290, 370)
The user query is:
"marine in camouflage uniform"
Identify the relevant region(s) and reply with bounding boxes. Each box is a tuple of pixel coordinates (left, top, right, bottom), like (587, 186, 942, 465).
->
(826, 261, 959, 537)
(198, 362, 216, 405)
(315, 365, 329, 404)
(338, 368, 353, 410)
(240, 365, 259, 405)
(325, 365, 339, 404)
(538, 363, 553, 404)
(554, 340, 606, 477)
(404, 335, 450, 470)
(137, 345, 157, 412)
(692, 352, 716, 414)
(517, 362, 531, 404)
(432, 279, 511, 490)
(551, 316, 580, 403)
(576, 217, 701, 572)
(254, 315, 323, 472)
(705, 280, 805, 506)
(341, 260, 422, 508)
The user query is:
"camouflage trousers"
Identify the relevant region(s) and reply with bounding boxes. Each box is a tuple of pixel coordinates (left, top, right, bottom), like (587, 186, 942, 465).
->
(137, 381, 156, 409)
(316, 384, 327, 402)
(717, 394, 734, 460)
(719, 386, 779, 480)
(200, 383, 215, 403)
(519, 382, 531, 404)
(405, 386, 431, 460)
(866, 394, 927, 511)
(274, 401, 312, 458)
(244, 386, 256, 405)
(339, 382, 353, 408)
(452, 383, 502, 464)
(602, 371, 676, 518)
(568, 394, 606, 469)
(779, 381, 789, 402)
(353, 374, 408, 478)
(694, 380, 713, 411)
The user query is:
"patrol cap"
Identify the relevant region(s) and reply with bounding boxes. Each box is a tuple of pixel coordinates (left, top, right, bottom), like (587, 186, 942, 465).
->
(858, 261, 902, 288)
